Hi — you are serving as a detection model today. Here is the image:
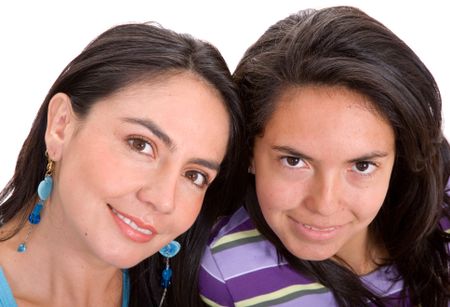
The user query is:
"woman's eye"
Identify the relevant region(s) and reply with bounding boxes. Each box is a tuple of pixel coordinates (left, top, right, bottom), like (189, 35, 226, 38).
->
(185, 170, 209, 188)
(281, 156, 306, 168)
(128, 137, 154, 156)
(352, 161, 376, 175)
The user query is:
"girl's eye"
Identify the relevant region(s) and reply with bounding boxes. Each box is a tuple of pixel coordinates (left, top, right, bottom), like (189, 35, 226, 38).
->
(185, 170, 209, 188)
(128, 137, 154, 156)
(281, 156, 306, 168)
(352, 161, 376, 175)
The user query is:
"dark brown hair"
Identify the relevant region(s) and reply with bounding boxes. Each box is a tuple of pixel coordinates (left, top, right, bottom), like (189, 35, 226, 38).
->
(235, 6, 450, 306)
(0, 23, 246, 306)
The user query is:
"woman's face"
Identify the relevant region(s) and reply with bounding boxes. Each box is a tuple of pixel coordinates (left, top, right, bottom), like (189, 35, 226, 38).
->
(251, 85, 395, 269)
(45, 72, 230, 268)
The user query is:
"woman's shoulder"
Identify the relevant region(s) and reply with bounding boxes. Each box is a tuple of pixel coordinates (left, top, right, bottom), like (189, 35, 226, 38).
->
(0, 267, 18, 307)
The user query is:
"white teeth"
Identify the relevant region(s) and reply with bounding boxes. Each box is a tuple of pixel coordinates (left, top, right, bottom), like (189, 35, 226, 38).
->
(303, 224, 336, 232)
(112, 208, 152, 235)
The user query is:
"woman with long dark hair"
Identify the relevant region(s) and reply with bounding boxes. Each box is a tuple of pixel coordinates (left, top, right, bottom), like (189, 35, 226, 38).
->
(0, 23, 246, 306)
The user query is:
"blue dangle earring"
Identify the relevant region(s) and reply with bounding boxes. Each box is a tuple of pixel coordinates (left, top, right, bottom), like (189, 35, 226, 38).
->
(17, 154, 54, 253)
(158, 240, 181, 307)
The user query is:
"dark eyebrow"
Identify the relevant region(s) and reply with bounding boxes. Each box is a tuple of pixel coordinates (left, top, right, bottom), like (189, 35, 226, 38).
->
(188, 158, 221, 172)
(272, 145, 314, 161)
(122, 117, 174, 150)
(348, 151, 389, 163)
(123, 117, 220, 170)
(273, 146, 390, 163)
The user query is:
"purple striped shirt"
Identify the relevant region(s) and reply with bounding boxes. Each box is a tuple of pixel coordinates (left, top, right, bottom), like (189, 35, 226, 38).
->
(199, 207, 423, 306)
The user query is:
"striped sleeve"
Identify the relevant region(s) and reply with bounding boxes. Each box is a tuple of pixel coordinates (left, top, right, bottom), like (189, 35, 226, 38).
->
(198, 207, 332, 306)
(440, 216, 450, 232)
(199, 244, 234, 306)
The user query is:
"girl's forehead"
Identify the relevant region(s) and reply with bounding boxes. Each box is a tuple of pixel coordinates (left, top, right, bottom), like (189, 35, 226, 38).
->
(272, 85, 387, 121)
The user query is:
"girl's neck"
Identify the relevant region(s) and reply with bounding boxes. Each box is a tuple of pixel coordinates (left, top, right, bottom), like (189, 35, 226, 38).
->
(333, 231, 387, 275)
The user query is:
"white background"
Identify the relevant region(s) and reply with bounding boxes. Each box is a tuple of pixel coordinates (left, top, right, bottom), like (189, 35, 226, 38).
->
(0, 0, 448, 189)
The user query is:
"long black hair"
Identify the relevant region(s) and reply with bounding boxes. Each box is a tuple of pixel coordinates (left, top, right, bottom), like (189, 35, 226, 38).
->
(234, 6, 450, 306)
(0, 23, 246, 306)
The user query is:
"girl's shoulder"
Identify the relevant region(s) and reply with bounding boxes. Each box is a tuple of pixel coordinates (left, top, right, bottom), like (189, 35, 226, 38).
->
(439, 214, 450, 232)
(204, 206, 284, 281)
(208, 206, 258, 244)
(200, 208, 332, 306)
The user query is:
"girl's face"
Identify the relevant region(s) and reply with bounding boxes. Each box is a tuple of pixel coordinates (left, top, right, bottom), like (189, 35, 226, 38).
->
(45, 72, 230, 268)
(251, 85, 395, 270)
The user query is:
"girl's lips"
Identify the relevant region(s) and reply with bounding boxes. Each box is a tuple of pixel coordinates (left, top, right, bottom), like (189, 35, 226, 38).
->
(109, 205, 157, 243)
(288, 216, 342, 241)
(302, 223, 337, 232)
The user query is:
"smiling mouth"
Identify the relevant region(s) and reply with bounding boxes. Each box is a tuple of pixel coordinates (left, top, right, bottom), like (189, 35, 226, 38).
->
(302, 224, 337, 232)
(110, 207, 153, 235)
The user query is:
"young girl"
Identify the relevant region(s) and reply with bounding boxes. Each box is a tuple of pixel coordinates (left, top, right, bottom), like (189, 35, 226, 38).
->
(199, 6, 450, 306)
(0, 23, 245, 306)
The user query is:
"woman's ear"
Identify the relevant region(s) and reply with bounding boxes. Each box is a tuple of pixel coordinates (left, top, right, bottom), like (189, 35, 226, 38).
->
(45, 93, 75, 161)
(248, 159, 255, 174)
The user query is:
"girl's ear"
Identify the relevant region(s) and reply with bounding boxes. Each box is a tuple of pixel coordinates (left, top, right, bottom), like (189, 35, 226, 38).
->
(44, 93, 76, 161)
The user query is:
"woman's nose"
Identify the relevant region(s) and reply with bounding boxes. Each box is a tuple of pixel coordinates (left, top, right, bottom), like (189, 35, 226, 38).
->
(136, 169, 178, 214)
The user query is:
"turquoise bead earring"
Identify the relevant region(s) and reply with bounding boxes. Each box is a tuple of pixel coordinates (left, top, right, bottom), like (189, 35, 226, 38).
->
(158, 240, 181, 307)
(17, 154, 54, 253)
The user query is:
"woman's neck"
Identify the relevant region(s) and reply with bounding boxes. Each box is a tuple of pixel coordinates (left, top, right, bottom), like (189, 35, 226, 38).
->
(0, 214, 123, 307)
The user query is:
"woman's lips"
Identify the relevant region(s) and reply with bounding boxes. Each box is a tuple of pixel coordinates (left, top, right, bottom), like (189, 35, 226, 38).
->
(109, 205, 157, 243)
